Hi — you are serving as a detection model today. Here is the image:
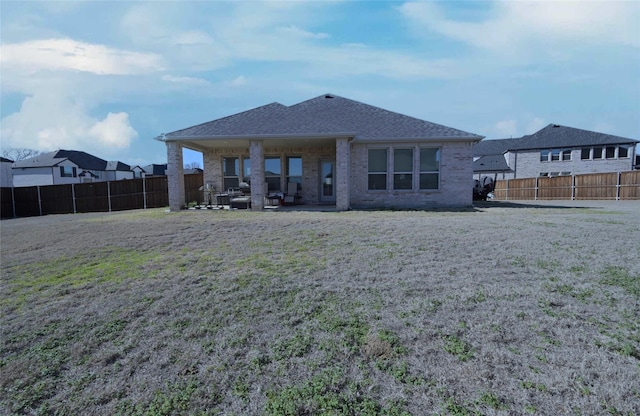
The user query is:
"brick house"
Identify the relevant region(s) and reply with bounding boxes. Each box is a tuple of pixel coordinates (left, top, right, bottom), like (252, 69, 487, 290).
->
(474, 124, 638, 180)
(161, 94, 483, 211)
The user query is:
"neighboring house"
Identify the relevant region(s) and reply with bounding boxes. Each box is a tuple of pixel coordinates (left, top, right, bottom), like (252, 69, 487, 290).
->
(474, 124, 638, 179)
(184, 168, 203, 175)
(1, 157, 14, 187)
(105, 161, 134, 181)
(142, 164, 168, 176)
(131, 165, 145, 178)
(160, 93, 483, 211)
(12, 150, 132, 187)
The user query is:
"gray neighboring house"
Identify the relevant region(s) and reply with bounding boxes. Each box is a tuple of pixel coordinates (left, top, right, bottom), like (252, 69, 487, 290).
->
(1, 157, 14, 187)
(12, 150, 133, 187)
(142, 164, 168, 176)
(474, 124, 639, 179)
(160, 93, 483, 211)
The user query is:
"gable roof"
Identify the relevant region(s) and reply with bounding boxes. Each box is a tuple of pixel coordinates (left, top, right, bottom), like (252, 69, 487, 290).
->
(165, 94, 483, 142)
(474, 124, 638, 157)
(473, 155, 512, 173)
(13, 150, 108, 170)
(143, 164, 167, 176)
(106, 161, 131, 171)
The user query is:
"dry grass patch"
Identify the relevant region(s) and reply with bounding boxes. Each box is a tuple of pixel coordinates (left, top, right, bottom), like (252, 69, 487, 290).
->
(1, 204, 639, 415)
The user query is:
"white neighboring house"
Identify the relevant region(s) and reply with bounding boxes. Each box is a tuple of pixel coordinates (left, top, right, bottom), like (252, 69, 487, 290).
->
(1, 157, 14, 187)
(12, 150, 133, 187)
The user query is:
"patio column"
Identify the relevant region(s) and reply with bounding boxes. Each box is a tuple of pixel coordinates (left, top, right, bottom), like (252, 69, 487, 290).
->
(167, 141, 185, 211)
(249, 140, 265, 210)
(336, 137, 351, 210)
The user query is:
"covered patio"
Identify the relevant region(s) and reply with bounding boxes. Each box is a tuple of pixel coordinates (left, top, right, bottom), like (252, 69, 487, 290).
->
(164, 135, 352, 211)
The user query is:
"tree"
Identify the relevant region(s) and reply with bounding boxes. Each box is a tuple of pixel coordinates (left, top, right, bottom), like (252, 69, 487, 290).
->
(1, 148, 43, 162)
(184, 161, 201, 170)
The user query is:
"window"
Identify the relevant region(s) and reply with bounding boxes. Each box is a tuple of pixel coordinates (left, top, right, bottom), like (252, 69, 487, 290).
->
(561, 149, 572, 161)
(593, 147, 603, 159)
(223, 157, 239, 190)
(581, 148, 591, 160)
(242, 157, 250, 183)
(619, 145, 630, 158)
(561, 172, 571, 176)
(60, 166, 76, 178)
(551, 149, 560, 161)
(368, 149, 387, 190)
(540, 172, 549, 177)
(265, 156, 281, 191)
(540, 150, 550, 162)
(549, 172, 559, 177)
(287, 156, 302, 191)
(605, 146, 616, 159)
(420, 148, 440, 189)
(393, 149, 413, 190)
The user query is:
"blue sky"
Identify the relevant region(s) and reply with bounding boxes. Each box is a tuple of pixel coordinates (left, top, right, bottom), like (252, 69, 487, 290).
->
(1, 1, 639, 168)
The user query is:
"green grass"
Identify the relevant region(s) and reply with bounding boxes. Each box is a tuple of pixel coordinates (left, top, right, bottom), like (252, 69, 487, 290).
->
(600, 266, 639, 297)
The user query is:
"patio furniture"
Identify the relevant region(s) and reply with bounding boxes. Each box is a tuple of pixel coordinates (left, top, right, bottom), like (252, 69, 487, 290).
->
(283, 182, 301, 205)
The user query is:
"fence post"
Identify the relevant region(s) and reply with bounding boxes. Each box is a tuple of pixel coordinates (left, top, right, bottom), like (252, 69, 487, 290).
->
(535, 177, 539, 200)
(72, 183, 77, 214)
(143, 177, 147, 209)
(505, 178, 509, 201)
(571, 175, 575, 201)
(616, 172, 621, 201)
(11, 186, 16, 218)
(107, 181, 112, 212)
(37, 185, 42, 216)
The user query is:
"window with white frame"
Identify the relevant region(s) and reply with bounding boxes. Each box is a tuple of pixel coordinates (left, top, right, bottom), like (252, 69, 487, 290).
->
(551, 149, 561, 161)
(368, 149, 387, 190)
(393, 149, 413, 190)
(540, 150, 550, 162)
(605, 146, 616, 159)
(419, 148, 440, 189)
(619, 145, 630, 158)
(593, 147, 603, 159)
(581, 148, 590, 160)
(561, 149, 572, 161)
(60, 166, 76, 178)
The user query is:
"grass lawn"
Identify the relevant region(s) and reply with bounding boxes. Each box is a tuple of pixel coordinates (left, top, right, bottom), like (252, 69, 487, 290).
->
(1, 203, 639, 415)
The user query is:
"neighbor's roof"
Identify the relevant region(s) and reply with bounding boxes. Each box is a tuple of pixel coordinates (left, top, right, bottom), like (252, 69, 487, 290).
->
(1, 157, 13, 163)
(165, 94, 483, 141)
(13, 150, 108, 170)
(475, 125, 638, 156)
(473, 155, 512, 173)
(105, 161, 131, 171)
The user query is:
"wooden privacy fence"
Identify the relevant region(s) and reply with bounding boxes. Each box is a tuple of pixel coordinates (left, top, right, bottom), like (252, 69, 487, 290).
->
(493, 171, 640, 201)
(1, 174, 203, 219)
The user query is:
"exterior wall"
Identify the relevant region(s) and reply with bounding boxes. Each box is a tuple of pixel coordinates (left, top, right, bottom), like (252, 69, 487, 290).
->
(513, 146, 636, 179)
(1, 162, 14, 187)
(349, 140, 474, 208)
(13, 167, 55, 187)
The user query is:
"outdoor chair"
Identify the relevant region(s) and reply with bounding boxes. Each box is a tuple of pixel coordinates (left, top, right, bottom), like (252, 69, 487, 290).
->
(283, 182, 301, 205)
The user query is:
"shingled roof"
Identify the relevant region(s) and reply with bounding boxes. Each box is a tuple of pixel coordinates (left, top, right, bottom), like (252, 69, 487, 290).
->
(474, 124, 637, 157)
(165, 94, 482, 141)
(13, 150, 108, 170)
(473, 155, 512, 173)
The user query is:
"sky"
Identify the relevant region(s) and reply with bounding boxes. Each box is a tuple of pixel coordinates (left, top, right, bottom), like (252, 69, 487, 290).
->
(1, 1, 639, 168)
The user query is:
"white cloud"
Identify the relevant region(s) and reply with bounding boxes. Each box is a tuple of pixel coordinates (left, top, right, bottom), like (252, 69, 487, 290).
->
(1, 94, 138, 158)
(495, 120, 518, 137)
(162, 74, 211, 87)
(526, 117, 547, 134)
(89, 112, 138, 149)
(398, 1, 640, 57)
(0, 38, 164, 75)
(276, 25, 329, 39)
(229, 76, 247, 87)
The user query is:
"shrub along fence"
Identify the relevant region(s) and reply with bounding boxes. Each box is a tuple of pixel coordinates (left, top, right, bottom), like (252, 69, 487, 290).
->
(1, 174, 203, 219)
(493, 171, 640, 201)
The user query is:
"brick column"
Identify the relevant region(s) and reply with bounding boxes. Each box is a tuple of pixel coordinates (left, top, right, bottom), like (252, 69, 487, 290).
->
(167, 141, 185, 211)
(336, 137, 351, 211)
(249, 140, 265, 210)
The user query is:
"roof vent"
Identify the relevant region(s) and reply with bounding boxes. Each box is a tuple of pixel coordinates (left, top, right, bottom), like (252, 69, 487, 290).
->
(552, 124, 560, 128)
(324, 94, 334, 99)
